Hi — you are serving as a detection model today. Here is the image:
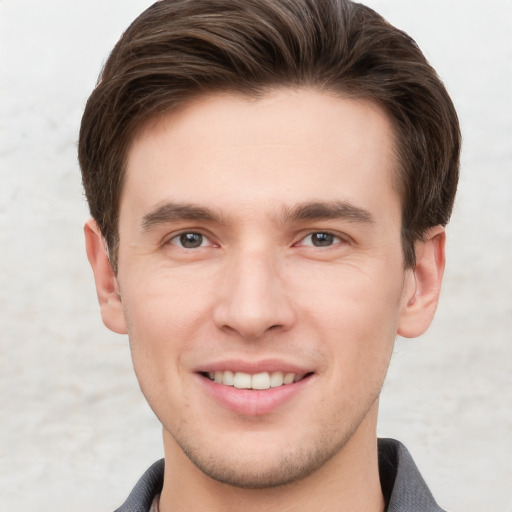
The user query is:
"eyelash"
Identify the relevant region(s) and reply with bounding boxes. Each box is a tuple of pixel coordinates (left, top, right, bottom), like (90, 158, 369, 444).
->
(294, 232, 346, 248)
(167, 230, 346, 250)
(168, 231, 214, 249)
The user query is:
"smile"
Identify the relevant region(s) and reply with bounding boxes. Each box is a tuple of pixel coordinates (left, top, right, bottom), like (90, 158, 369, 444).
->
(198, 366, 315, 415)
(205, 371, 310, 390)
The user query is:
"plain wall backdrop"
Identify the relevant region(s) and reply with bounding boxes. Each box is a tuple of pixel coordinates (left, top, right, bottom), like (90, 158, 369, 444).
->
(1, 1, 511, 510)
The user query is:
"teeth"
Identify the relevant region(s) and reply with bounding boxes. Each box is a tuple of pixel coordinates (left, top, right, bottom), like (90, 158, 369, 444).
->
(270, 371, 284, 388)
(207, 370, 304, 389)
(223, 370, 234, 386)
(251, 372, 270, 390)
(283, 373, 295, 385)
(233, 372, 252, 389)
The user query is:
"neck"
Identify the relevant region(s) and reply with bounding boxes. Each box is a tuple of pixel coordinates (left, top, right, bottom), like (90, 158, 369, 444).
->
(159, 404, 384, 512)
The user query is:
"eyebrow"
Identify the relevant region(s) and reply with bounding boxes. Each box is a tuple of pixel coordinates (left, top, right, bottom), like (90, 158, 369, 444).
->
(280, 201, 374, 225)
(140, 199, 374, 231)
(141, 202, 226, 231)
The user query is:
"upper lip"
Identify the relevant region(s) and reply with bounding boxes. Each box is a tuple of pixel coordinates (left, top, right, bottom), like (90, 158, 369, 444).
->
(195, 358, 314, 375)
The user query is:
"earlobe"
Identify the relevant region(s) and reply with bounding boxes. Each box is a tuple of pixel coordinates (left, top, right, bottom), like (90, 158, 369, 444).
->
(397, 226, 446, 338)
(84, 219, 127, 334)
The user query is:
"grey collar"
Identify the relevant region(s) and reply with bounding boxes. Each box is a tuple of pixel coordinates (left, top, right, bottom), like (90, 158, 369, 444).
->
(115, 438, 445, 512)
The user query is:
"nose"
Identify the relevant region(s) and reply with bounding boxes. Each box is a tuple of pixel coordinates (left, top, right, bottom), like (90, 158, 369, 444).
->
(213, 248, 297, 340)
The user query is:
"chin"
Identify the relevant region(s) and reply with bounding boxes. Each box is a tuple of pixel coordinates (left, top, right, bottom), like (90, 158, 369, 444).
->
(174, 427, 351, 489)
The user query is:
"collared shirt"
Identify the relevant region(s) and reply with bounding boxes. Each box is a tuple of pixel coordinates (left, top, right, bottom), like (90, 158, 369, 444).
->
(114, 438, 446, 512)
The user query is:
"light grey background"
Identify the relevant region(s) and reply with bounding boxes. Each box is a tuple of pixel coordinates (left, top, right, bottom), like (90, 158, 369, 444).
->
(1, 1, 511, 510)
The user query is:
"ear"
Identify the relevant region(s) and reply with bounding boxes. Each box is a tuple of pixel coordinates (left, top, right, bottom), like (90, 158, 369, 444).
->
(397, 226, 446, 338)
(84, 219, 127, 334)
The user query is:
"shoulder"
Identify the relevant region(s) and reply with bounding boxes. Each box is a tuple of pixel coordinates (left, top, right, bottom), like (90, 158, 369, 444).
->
(378, 438, 447, 512)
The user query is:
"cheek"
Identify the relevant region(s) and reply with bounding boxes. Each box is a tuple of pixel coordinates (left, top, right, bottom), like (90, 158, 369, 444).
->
(295, 262, 403, 372)
(295, 257, 404, 326)
(119, 283, 208, 419)
(121, 261, 214, 328)
(119, 267, 216, 377)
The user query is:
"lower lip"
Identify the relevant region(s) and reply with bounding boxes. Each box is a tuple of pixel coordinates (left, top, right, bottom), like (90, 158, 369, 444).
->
(197, 374, 312, 416)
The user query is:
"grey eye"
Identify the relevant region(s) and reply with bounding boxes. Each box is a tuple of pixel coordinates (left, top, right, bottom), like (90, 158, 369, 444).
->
(311, 233, 335, 247)
(178, 233, 204, 248)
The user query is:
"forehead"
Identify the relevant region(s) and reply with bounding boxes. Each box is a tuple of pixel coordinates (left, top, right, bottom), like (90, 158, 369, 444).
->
(121, 88, 400, 226)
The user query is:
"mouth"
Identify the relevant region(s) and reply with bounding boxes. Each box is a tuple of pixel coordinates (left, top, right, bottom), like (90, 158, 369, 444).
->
(200, 370, 313, 390)
(197, 364, 315, 415)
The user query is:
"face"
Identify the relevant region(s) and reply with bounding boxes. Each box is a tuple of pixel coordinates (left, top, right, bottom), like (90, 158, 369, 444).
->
(93, 89, 430, 488)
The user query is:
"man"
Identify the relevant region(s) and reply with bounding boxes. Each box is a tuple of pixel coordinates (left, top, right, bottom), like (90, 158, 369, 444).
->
(79, 0, 460, 510)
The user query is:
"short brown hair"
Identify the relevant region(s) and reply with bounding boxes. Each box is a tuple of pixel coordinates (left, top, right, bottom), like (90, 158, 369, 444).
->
(79, 0, 460, 269)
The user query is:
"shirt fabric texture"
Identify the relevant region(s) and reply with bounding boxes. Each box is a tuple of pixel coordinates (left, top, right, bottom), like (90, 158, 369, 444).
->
(114, 438, 446, 512)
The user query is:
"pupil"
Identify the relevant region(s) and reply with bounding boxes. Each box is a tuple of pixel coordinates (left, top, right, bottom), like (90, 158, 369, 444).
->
(180, 233, 202, 248)
(313, 233, 333, 246)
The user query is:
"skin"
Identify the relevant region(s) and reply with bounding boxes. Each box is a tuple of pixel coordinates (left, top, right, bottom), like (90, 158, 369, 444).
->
(85, 88, 445, 512)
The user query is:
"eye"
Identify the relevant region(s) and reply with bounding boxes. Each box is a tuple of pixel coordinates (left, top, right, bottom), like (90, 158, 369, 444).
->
(297, 232, 343, 247)
(169, 232, 211, 249)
